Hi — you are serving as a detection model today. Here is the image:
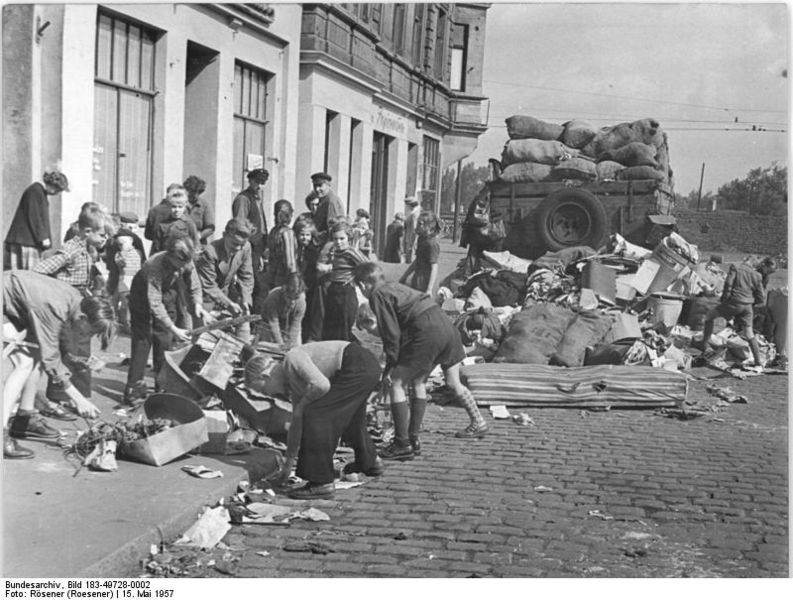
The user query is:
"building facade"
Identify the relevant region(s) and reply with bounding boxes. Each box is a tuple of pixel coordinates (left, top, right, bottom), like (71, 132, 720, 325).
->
(3, 3, 302, 242)
(297, 3, 489, 250)
(2, 3, 489, 253)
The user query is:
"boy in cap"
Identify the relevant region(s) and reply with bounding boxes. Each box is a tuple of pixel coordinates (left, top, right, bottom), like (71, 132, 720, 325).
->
(232, 168, 270, 272)
(307, 172, 345, 241)
(183, 175, 216, 245)
(4, 170, 70, 270)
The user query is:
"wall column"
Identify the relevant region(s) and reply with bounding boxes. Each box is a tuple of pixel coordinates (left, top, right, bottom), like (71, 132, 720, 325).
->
(347, 120, 373, 216)
(295, 102, 328, 201)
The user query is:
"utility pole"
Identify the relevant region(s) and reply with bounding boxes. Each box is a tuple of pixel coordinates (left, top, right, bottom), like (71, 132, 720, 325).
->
(696, 162, 705, 211)
(452, 159, 463, 243)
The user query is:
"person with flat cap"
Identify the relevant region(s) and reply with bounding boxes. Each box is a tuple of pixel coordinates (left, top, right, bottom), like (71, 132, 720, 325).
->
(232, 168, 270, 273)
(306, 172, 345, 243)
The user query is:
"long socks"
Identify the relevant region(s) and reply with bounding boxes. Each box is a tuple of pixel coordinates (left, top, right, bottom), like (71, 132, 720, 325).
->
(390, 401, 411, 447)
(455, 387, 486, 427)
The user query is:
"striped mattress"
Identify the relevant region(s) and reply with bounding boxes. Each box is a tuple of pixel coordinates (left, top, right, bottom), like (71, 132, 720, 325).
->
(460, 363, 687, 408)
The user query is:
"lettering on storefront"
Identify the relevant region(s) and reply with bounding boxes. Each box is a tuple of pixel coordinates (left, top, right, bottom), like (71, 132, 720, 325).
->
(374, 109, 406, 135)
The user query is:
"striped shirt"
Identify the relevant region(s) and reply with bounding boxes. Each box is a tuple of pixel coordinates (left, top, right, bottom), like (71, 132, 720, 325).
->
(326, 246, 368, 284)
(33, 236, 95, 291)
(267, 224, 298, 287)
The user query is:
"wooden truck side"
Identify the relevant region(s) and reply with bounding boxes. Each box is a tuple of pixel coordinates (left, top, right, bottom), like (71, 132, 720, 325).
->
(484, 178, 676, 259)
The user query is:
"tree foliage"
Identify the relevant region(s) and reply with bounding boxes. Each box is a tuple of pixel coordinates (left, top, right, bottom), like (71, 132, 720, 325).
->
(439, 162, 491, 216)
(715, 163, 787, 215)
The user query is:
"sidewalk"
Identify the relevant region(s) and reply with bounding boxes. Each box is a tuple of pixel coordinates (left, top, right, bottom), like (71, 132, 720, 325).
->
(2, 338, 280, 578)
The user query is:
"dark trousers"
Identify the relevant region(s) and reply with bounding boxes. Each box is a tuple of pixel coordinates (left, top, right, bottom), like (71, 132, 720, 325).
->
(303, 282, 324, 343)
(126, 272, 179, 390)
(296, 344, 380, 484)
(321, 281, 357, 341)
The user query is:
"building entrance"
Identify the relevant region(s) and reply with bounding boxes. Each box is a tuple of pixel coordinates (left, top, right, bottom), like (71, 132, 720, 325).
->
(370, 131, 393, 254)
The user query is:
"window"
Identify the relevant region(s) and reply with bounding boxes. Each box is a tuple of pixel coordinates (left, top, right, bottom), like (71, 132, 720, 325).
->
(359, 4, 370, 22)
(450, 23, 468, 91)
(406, 142, 418, 197)
(422, 136, 440, 210)
(93, 12, 156, 216)
(323, 110, 338, 175)
(232, 62, 272, 193)
(370, 3, 382, 34)
(411, 4, 425, 66)
(392, 4, 406, 54)
(433, 8, 448, 81)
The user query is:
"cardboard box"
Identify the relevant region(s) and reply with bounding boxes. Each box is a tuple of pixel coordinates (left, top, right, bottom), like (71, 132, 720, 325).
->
(121, 394, 209, 467)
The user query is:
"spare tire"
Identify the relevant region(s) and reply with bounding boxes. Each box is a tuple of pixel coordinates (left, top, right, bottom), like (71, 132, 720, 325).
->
(535, 188, 608, 251)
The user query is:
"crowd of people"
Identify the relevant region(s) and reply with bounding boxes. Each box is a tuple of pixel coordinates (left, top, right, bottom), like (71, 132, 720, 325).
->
(2, 168, 486, 500)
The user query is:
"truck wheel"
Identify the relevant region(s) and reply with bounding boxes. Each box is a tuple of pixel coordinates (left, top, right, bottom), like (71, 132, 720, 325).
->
(535, 189, 608, 251)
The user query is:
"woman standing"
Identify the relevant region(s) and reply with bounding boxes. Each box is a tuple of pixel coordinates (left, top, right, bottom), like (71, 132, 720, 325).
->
(244, 341, 383, 499)
(4, 170, 70, 270)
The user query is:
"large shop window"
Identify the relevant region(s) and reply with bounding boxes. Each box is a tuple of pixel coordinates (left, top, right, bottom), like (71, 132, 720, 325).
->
(232, 62, 272, 194)
(421, 136, 440, 211)
(93, 12, 156, 216)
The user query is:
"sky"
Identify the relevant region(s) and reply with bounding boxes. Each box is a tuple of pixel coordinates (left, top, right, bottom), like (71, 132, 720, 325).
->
(467, 2, 789, 195)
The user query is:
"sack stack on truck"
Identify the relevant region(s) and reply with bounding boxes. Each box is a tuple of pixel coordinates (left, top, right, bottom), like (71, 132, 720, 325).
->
(497, 115, 672, 185)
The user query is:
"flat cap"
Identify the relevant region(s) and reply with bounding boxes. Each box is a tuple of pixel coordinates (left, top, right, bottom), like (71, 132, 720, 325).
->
(119, 211, 140, 224)
(247, 168, 270, 182)
(311, 172, 332, 183)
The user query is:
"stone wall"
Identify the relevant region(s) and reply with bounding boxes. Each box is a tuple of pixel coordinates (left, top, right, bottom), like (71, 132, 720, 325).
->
(673, 208, 788, 255)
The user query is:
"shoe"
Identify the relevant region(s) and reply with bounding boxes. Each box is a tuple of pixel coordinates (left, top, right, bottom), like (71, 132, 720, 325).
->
(379, 442, 415, 461)
(4, 431, 34, 459)
(9, 413, 61, 440)
(410, 437, 422, 456)
(455, 423, 489, 439)
(343, 457, 385, 477)
(38, 400, 78, 422)
(287, 482, 335, 500)
(123, 381, 148, 405)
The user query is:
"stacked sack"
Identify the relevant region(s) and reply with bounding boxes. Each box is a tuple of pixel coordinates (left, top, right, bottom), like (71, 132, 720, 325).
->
(498, 115, 672, 185)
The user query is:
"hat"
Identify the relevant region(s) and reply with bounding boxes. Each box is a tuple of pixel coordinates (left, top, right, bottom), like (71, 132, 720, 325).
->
(119, 211, 140, 224)
(404, 196, 418, 206)
(247, 168, 269, 183)
(311, 172, 332, 183)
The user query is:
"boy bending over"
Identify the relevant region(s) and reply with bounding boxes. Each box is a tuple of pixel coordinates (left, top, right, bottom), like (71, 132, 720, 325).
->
(354, 262, 488, 461)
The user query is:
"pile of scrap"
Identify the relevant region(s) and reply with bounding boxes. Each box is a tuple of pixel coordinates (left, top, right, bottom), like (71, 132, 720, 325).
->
(495, 115, 672, 185)
(438, 232, 783, 409)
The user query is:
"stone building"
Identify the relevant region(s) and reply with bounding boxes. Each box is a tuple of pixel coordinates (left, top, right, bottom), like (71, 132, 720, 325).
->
(2, 3, 489, 252)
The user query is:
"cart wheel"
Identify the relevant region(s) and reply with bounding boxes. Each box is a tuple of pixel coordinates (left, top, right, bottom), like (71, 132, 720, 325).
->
(535, 188, 608, 251)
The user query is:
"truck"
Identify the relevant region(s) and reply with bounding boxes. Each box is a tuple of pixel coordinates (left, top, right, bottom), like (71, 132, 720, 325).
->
(479, 175, 676, 259)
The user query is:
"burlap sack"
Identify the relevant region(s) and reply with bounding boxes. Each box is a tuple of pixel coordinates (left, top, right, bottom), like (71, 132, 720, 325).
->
(551, 310, 613, 367)
(560, 120, 596, 149)
(617, 165, 667, 181)
(596, 160, 624, 181)
(493, 302, 576, 364)
(599, 142, 660, 168)
(499, 162, 553, 183)
(502, 139, 578, 167)
(589, 118, 664, 155)
(549, 156, 597, 181)
(506, 115, 564, 140)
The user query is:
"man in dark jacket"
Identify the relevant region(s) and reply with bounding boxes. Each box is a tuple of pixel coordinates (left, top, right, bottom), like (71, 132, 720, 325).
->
(4, 170, 70, 270)
(232, 168, 270, 272)
(306, 172, 344, 243)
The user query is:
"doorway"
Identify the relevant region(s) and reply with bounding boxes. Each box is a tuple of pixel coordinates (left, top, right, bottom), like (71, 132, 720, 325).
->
(370, 131, 392, 254)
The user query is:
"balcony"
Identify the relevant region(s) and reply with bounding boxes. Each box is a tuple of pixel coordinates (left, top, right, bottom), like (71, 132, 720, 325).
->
(300, 5, 485, 132)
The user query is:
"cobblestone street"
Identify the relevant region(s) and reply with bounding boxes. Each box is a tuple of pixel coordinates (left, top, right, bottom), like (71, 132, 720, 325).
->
(204, 370, 787, 578)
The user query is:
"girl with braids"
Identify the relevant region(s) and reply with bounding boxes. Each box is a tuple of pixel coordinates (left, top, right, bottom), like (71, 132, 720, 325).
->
(266, 199, 298, 290)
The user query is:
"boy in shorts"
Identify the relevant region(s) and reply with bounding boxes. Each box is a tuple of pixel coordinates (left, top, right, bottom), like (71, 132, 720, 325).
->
(354, 262, 488, 461)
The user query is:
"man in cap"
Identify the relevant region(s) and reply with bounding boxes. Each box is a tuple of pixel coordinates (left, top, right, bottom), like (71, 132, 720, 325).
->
(232, 168, 270, 272)
(306, 172, 345, 242)
(403, 196, 421, 263)
(4, 170, 70, 270)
